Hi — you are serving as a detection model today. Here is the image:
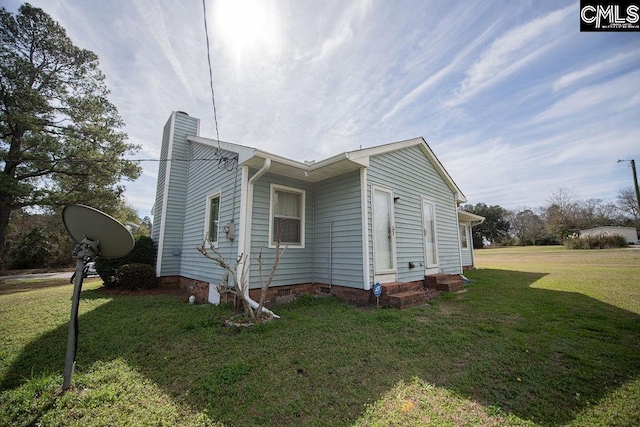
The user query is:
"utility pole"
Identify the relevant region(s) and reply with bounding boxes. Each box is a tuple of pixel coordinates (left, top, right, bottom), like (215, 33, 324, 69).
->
(618, 159, 640, 216)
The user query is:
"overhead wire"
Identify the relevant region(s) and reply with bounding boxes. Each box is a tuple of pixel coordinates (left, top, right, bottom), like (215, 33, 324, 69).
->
(12, 2, 238, 172)
(11, 156, 239, 170)
(201, 0, 222, 154)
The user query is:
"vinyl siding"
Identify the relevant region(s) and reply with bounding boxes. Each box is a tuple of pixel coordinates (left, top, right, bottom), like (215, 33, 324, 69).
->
(367, 145, 461, 280)
(154, 119, 465, 291)
(154, 112, 199, 277)
(249, 172, 314, 288)
(179, 143, 242, 283)
(314, 170, 363, 288)
(150, 119, 171, 246)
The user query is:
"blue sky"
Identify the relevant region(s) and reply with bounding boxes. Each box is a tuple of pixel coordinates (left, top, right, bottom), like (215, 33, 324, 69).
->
(6, 0, 640, 217)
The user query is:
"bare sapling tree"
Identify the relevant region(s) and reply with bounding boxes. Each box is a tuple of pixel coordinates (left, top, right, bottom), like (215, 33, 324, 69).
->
(197, 218, 287, 320)
(197, 243, 254, 317)
(255, 235, 287, 316)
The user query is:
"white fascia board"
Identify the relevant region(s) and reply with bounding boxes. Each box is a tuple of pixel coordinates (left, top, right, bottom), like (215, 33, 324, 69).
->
(416, 140, 467, 204)
(346, 137, 424, 160)
(187, 134, 465, 204)
(250, 150, 367, 179)
(458, 209, 485, 225)
(252, 149, 307, 168)
(313, 152, 368, 168)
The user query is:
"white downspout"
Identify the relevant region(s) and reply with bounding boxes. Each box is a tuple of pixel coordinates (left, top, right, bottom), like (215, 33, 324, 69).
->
(242, 159, 280, 318)
(455, 201, 464, 277)
(360, 167, 371, 290)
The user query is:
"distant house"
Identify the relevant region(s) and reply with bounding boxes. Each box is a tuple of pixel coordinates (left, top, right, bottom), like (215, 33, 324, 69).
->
(151, 111, 484, 307)
(579, 226, 639, 244)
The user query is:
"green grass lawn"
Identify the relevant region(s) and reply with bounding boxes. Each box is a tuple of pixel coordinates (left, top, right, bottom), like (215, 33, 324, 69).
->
(1, 247, 639, 426)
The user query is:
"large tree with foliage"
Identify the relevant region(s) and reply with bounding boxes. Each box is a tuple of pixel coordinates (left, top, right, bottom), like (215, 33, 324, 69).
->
(461, 203, 510, 248)
(617, 187, 639, 223)
(0, 4, 141, 253)
(542, 187, 580, 239)
(507, 208, 546, 246)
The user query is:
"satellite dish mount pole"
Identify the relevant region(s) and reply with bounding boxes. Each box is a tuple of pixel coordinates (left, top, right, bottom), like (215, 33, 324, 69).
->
(61, 204, 134, 391)
(62, 237, 100, 391)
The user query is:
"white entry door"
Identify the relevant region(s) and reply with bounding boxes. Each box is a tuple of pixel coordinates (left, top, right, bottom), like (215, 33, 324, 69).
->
(422, 198, 439, 272)
(373, 185, 396, 281)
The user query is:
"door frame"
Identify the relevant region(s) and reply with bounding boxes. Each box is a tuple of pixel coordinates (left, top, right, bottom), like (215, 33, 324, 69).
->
(421, 197, 439, 274)
(372, 184, 397, 282)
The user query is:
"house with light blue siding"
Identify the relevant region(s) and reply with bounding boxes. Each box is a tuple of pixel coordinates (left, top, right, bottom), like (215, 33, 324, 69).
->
(458, 210, 485, 269)
(152, 111, 483, 307)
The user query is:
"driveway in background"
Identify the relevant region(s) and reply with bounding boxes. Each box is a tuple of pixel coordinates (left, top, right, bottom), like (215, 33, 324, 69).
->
(0, 271, 73, 281)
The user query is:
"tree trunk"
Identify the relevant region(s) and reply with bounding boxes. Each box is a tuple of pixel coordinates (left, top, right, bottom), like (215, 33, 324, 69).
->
(0, 198, 13, 256)
(0, 127, 25, 255)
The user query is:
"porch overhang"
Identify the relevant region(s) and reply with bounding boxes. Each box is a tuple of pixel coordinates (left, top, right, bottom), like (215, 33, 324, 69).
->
(243, 151, 368, 182)
(458, 209, 485, 226)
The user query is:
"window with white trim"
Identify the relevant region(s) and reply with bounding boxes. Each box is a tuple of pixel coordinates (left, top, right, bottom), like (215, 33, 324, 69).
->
(205, 193, 220, 244)
(460, 224, 469, 249)
(270, 184, 305, 247)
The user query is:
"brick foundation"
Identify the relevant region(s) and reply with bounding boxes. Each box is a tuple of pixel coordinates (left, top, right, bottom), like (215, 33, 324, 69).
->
(425, 273, 463, 292)
(157, 276, 234, 304)
(157, 276, 373, 306)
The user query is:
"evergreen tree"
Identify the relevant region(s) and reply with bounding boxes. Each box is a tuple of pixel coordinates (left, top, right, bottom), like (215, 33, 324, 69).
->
(0, 4, 141, 253)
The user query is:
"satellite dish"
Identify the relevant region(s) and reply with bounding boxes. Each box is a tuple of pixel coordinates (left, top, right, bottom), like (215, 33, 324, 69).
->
(61, 204, 135, 390)
(63, 204, 135, 259)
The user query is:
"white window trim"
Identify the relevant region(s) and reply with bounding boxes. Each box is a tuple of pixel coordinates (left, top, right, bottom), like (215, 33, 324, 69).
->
(204, 191, 221, 247)
(460, 223, 470, 250)
(268, 183, 305, 249)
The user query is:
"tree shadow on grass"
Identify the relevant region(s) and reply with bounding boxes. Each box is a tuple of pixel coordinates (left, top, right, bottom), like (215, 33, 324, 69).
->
(0, 278, 102, 296)
(1, 269, 639, 426)
(0, 279, 72, 296)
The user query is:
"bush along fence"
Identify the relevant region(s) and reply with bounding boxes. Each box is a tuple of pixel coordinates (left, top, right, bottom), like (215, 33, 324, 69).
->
(564, 234, 628, 249)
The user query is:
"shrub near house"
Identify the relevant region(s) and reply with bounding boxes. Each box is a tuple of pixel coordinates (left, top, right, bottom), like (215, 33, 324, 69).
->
(113, 263, 157, 290)
(95, 235, 156, 288)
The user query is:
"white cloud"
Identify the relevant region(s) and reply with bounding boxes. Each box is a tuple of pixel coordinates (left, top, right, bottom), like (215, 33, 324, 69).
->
(447, 4, 574, 108)
(131, 0, 197, 102)
(141, 168, 158, 180)
(553, 51, 640, 91)
(10, 0, 640, 216)
(532, 69, 640, 124)
(381, 24, 496, 123)
(300, 0, 372, 63)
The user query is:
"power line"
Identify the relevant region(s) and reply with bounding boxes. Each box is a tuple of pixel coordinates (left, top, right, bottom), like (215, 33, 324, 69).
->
(202, 0, 221, 152)
(6, 157, 239, 169)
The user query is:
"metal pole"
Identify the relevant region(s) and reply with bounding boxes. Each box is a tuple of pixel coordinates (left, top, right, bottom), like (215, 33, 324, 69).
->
(630, 160, 640, 215)
(329, 221, 332, 291)
(63, 257, 85, 390)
